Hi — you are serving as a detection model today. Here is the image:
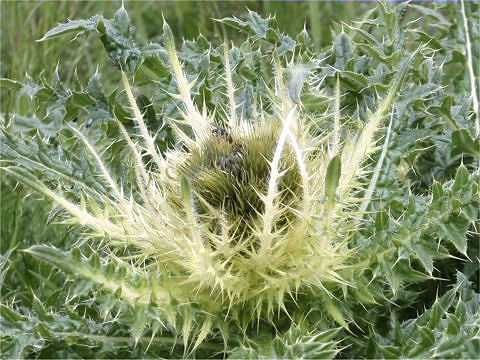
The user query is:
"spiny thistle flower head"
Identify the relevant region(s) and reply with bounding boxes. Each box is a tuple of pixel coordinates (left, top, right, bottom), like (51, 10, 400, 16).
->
(4, 20, 413, 348)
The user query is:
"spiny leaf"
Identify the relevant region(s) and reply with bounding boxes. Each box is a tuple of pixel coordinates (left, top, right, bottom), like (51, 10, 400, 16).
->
(38, 17, 100, 41)
(285, 63, 314, 104)
(325, 155, 341, 201)
(334, 32, 353, 70)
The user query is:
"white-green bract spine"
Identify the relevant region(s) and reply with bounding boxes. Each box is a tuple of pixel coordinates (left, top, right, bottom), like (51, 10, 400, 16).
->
(4, 21, 414, 350)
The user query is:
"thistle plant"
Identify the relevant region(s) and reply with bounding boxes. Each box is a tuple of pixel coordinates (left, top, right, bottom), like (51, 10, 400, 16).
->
(3, 17, 412, 350)
(1, 2, 479, 358)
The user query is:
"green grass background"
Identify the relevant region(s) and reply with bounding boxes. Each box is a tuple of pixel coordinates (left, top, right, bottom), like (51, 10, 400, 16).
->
(1, 1, 372, 84)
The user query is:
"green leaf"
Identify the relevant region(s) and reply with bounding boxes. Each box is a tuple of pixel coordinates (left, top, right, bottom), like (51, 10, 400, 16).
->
(246, 10, 269, 38)
(428, 300, 443, 329)
(217, 11, 275, 42)
(141, 52, 170, 80)
(39, 6, 166, 75)
(334, 32, 353, 70)
(414, 243, 434, 275)
(135, 94, 156, 125)
(452, 164, 469, 193)
(32, 294, 53, 322)
(451, 129, 480, 157)
(0, 247, 15, 289)
(322, 295, 348, 329)
(69, 91, 96, 107)
(430, 96, 460, 130)
(410, 4, 452, 26)
(278, 35, 296, 56)
(339, 71, 369, 92)
(24, 246, 78, 274)
(408, 327, 435, 358)
(285, 64, 314, 104)
(325, 155, 341, 201)
(375, 210, 389, 232)
(162, 19, 176, 55)
(356, 43, 397, 66)
(231, 326, 340, 359)
(0, 304, 28, 323)
(38, 17, 99, 41)
(375, 343, 401, 358)
(0, 78, 23, 90)
(181, 176, 192, 205)
(130, 305, 148, 343)
(438, 219, 468, 256)
(96, 6, 141, 72)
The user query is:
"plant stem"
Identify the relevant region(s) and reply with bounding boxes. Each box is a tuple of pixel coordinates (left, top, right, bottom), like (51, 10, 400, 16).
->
(52, 332, 224, 351)
(308, 1, 321, 52)
(460, 0, 479, 136)
(357, 106, 395, 221)
(331, 74, 341, 156)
